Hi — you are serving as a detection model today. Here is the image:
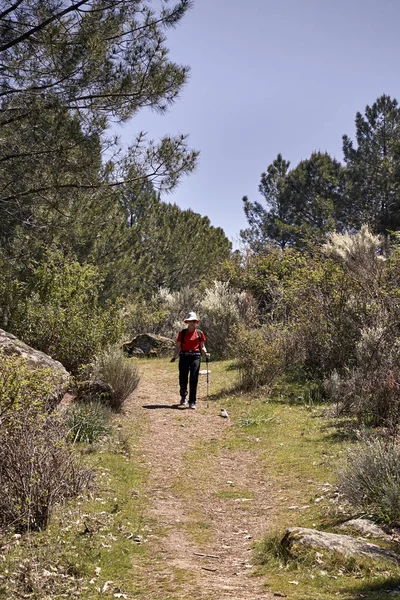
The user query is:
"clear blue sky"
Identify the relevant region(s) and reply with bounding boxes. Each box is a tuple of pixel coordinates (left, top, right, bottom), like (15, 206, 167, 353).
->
(115, 0, 400, 245)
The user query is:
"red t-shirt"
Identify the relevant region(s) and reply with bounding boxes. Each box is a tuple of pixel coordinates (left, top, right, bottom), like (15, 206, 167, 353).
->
(177, 328, 206, 352)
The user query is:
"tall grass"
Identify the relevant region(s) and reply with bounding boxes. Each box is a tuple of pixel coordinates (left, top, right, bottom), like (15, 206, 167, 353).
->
(66, 401, 112, 443)
(339, 435, 400, 525)
(92, 347, 140, 410)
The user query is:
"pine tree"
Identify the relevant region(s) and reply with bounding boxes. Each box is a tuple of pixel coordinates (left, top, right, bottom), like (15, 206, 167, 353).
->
(343, 94, 400, 237)
(241, 152, 344, 251)
(286, 152, 345, 243)
(0, 0, 198, 242)
(241, 154, 292, 251)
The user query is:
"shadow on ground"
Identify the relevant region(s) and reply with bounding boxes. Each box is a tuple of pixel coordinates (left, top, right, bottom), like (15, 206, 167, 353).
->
(341, 577, 400, 599)
(142, 404, 182, 410)
(207, 385, 245, 402)
(320, 418, 360, 443)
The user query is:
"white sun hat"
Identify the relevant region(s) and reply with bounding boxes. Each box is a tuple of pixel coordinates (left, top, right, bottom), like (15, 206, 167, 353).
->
(184, 311, 199, 323)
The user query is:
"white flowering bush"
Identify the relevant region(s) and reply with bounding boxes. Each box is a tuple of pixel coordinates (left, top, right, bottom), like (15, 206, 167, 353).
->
(199, 281, 257, 358)
(133, 282, 257, 357)
(123, 286, 199, 338)
(324, 322, 400, 426)
(156, 286, 201, 339)
(356, 325, 386, 366)
(322, 224, 385, 281)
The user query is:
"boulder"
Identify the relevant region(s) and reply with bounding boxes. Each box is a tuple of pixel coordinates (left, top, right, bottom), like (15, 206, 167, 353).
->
(282, 527, 400, 564)
(122, 333, 174, 357)
(340, 518, 393, 541)
(128, 348, 145, 357)
(0, 328, 70, 402)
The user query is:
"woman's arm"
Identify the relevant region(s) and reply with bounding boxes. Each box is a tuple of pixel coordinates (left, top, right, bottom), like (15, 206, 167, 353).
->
(170, 341, 181, 362)
(200, 341, 210, 359)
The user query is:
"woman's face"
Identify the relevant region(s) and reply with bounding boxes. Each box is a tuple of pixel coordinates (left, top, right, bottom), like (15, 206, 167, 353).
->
(187, 321, 197, 331)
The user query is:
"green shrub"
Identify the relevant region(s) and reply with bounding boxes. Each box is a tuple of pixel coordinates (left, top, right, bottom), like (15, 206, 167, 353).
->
(3, 251, 123, 374)
(228, 238, 383, 378)
(199, 281, 257, 358)
(123, 295, 170, 337)
(286, 255, 366, 377)
(66, 401, 112, 443)
(339, 436, 400, 525)
(234, 324, 299, 390)
(91, 347, 140, 410)
(324, 325, 400, 427)
(0, 352, 54, 417)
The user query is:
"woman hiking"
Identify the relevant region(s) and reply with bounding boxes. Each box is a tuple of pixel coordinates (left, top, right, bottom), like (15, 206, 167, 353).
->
(170, 312, 210, 409)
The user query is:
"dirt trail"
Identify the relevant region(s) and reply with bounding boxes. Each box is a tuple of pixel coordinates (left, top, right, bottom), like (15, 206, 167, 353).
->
(128, 363, 275, 600)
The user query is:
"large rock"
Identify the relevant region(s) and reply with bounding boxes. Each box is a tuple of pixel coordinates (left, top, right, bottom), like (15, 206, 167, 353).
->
(0, 328, 70, 401)
(282, 527, 400, 564)
(340, 518, 393, 541)
(122, 333, 174, 357)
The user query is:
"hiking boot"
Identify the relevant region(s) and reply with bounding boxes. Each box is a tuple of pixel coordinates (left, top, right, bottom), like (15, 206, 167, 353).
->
(180, 394, 187, 406)
(189, 402, 196, 410)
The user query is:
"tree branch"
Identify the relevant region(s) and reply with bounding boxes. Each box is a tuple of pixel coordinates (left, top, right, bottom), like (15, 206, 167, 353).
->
(0, 0, 88, 52)
(0, 168, 177, 204)
(0, 0, 24, 20)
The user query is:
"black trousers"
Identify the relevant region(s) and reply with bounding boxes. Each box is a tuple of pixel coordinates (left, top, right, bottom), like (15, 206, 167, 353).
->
(179, 353, 201, 404)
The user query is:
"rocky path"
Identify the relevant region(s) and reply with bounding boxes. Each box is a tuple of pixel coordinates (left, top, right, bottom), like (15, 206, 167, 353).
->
(127, 361, 275, 600)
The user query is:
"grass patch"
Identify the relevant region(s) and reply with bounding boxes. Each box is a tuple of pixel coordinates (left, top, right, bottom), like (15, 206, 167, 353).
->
(66, 401, 112, 444)
(238, 414, 276, 427)
(180, 513, 212, 548)
(217, 395, 348, 528)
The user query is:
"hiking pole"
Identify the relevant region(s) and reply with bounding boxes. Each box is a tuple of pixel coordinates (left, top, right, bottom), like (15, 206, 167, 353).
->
(206, 356, 209, 399)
